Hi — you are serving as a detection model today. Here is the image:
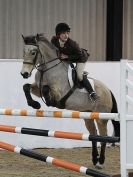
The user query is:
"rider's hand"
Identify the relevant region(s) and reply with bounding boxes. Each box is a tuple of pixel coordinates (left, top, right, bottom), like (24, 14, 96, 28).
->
(60, 53, 68, 59)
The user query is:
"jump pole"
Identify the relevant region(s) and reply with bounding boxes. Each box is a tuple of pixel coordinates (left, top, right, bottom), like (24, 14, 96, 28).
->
(0, 125, 119, 143)
(0, 141, 110, 177)
(0, 108, 119, 120)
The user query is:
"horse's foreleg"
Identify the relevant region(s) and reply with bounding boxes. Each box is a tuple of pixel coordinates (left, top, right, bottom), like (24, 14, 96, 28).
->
(42, 85, 56, 107)
(23, 83, 41, 109)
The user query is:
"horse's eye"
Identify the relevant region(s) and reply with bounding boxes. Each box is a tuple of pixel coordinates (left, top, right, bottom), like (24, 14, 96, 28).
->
(31, 51, 36, 55)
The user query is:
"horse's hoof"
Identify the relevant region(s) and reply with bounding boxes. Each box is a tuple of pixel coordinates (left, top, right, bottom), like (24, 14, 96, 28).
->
(92, 155, 99, 166)
(28, 101, 41, 109)
(111, 142, 120, 147)
(95, 162, 103, 169)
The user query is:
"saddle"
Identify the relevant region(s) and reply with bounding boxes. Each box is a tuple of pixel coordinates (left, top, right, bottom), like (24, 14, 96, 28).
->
(47, 64, 95, 109)
(70, 64, 83, 88)
(68, 64, 94, 92)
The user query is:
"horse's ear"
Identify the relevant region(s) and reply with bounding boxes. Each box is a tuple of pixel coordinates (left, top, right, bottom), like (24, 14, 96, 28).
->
(22, 34, 25, 41)
(36, 33, 39, 41)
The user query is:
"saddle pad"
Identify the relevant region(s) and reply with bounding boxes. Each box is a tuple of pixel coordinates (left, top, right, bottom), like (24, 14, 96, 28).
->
(68, 65, 95, 93)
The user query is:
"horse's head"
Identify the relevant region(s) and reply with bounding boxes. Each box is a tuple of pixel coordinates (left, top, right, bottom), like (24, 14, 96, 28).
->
(21, 34, 43, 78)
(21, 33, 59, 79)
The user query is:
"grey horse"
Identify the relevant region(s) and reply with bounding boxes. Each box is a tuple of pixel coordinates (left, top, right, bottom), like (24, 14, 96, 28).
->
(21, 33, 120, 169)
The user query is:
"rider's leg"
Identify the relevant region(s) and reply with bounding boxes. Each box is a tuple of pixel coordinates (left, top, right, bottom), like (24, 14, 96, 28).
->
(76, 63, 85, 81)
(83, 77, 100, 102)
(76, 63, 99, 102)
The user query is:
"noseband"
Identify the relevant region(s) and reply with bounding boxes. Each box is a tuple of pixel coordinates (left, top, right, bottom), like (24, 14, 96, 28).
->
(23, 44, 40, 66)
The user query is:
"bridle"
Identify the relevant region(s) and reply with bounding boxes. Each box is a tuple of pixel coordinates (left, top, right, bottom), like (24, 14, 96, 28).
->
(23, 43, 62, 73)
(23, 42, 62, 105)
(22, 38, 74, 107)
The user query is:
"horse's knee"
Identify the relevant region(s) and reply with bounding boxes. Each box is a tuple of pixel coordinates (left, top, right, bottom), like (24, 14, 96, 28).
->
(23, 83, 41, 109)
(23, 84, 31, 98)
(23, 83, 31, 92)
(31, 85, 41, 97)
(42, 85, 56, 107)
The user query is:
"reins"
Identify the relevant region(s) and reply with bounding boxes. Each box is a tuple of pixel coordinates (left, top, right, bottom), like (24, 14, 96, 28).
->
(23, 43, 62, 73)
(23, 40, 70, 107)
(27, 44, 62, 105)
(35, 58, 62, 73)
(36, 58, 62, 105)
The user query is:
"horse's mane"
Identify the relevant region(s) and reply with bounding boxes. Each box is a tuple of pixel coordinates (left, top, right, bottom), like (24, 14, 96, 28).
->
(23, 33, 58, 61)
(37, 34, 56, 50)
(23, 35, 37, 45)
(37, 34, 58, 59)
(23, 33, 56, 50)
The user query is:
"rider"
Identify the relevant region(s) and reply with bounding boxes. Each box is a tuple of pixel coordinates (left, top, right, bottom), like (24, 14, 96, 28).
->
(51, 22, 99, 102)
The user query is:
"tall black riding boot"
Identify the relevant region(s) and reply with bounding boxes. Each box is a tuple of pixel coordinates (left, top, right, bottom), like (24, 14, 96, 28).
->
(83, 78, 100, 102)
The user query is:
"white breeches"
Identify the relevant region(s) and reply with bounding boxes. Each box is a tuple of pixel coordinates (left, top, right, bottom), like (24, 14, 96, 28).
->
(76, 63, 86, 81)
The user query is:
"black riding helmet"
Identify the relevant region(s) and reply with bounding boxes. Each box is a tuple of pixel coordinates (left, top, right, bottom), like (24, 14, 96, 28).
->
(55, 23, 70, 35)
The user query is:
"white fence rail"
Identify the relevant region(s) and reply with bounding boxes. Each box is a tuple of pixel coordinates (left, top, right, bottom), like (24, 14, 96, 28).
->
(120, 60, 133, 177)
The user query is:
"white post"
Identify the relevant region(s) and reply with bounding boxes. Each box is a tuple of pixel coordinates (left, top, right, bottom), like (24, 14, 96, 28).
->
(120, 60, 128, 177)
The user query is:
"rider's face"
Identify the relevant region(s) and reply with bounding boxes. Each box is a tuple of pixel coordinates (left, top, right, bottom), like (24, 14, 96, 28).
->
(59, 32, 70, 42)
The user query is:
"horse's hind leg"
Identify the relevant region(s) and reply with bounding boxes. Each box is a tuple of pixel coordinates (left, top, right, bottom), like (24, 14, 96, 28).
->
(96, 120, 108, 169)
(84, 119, 99, 166)
(23, 83, 41, 109)
(98, 142, 106, 165)
(92, 141, 99, 165)
(111, 91, 120, 138)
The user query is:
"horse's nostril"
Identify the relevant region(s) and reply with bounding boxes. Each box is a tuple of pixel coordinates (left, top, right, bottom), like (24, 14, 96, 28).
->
(21, 72, 29, 79)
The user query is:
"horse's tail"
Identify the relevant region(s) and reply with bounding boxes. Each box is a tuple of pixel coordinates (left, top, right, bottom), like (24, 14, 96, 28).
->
(111, 91, 118, 113)
(110, 91, 120, 138)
